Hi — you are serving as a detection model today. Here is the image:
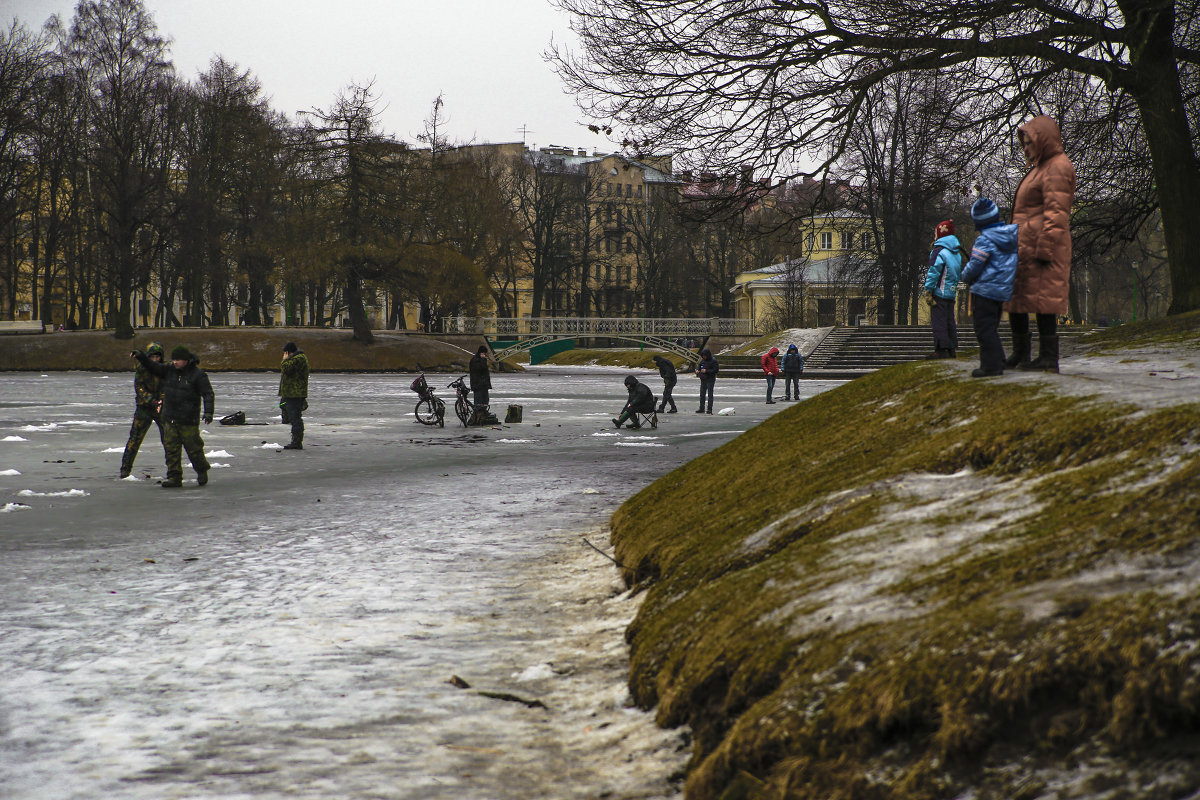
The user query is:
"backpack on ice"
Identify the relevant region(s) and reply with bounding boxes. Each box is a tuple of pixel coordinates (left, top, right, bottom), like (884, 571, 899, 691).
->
(219, 410, 246, 426)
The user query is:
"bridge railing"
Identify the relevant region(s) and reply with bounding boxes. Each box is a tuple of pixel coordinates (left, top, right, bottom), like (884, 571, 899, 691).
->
(438, 317, 754, 337)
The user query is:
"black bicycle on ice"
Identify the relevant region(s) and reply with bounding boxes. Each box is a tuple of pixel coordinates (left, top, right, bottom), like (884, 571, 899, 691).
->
(447, 376, 477, 427)
(410, 374, 445, 427)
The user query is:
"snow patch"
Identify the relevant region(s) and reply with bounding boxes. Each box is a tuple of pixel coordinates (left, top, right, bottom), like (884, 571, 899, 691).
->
(102, 447, 124, 453)
(18, 423, 58, 432)
(205, 450, 234, 458)
(260, 443, 284, 450)
(2, 435, 28, 442)
(614, 442, 666, 447)
(17, 484, 88, 496)
(717, 407, 737, 415)
(497, 439, 536, 443)
(514, 663, 556, 682)
(0, 468, 21, 476)
(1, 502, 32, 512)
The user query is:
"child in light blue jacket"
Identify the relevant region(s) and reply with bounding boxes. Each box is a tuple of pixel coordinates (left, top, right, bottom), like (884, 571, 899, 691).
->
(961, 198, 1019, 377)
(923, 219, 964, 359)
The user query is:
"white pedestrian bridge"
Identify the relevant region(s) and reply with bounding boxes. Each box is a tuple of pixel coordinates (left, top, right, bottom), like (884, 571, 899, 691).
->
(440, 317, 754, 361)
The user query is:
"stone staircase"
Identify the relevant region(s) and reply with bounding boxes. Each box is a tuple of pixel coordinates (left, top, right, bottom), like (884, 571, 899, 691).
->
(718, 324, 1095, 379)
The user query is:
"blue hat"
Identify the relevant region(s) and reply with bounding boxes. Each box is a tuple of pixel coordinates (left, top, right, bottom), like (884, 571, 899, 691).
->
(971, 198, 1000, 228)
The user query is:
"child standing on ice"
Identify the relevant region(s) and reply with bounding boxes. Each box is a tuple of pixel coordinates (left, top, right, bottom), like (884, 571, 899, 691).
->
(960, 198, 1019, 377)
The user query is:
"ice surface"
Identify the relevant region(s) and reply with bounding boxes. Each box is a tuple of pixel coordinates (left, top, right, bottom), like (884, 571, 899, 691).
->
(0, 369, 840, 800)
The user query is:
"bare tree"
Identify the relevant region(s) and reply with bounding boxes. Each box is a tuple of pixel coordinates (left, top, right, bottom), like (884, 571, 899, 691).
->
(0, 20, 50, 319)
(551, 0, 1200, 314)
(65, 0, 178, 338)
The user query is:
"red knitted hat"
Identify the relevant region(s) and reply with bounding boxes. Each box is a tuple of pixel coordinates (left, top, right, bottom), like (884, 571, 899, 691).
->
(935, 219, 955, 238)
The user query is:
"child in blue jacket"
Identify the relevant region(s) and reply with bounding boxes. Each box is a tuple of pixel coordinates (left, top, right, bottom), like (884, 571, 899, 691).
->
(961, 198, 1019, 377)
(923, 219, 964, 359)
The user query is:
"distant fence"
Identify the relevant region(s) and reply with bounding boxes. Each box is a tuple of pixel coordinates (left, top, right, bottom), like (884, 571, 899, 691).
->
(437, 317, 754, 338)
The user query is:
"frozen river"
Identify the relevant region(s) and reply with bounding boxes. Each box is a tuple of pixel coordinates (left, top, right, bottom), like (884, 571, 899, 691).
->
(0, 367, 842, 799)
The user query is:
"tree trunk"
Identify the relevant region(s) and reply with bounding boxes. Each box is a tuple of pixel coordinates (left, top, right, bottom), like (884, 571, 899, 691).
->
(1125, 0, 1200, 314)
(344, 263, 374, 343)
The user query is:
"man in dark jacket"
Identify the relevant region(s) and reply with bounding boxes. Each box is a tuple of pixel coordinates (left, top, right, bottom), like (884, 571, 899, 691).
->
(131, 345, 214, 488)
(279, 342, 309, 450)
(120, 341, 166, 478)
(696, 348, 719, 414)
(652, 355, 677, 413)
(613, 375, 656, 429)
(782, 344, 804, 401)
(469, 345, 492, 409)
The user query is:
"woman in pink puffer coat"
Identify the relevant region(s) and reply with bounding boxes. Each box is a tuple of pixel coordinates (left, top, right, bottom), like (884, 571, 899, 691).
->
(1006, 115, 1076, 373)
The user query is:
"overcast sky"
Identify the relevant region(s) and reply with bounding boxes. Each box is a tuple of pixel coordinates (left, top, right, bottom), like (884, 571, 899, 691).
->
(9, 0, 605, 151)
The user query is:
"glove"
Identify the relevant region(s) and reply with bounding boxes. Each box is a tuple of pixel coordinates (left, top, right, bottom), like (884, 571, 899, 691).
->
(202, 415, 212, 425)
(923, 291, 936, 308)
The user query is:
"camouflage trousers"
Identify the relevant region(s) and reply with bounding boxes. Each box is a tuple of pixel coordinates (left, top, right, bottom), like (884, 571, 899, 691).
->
(163, 422, 210, 482)
(121, 406, 164, 476)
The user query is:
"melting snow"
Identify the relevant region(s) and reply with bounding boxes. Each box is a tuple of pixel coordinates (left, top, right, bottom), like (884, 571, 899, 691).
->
(3, 436, 28, 442)
(17, 489, 89, 497)
(0, 469, 21, 476)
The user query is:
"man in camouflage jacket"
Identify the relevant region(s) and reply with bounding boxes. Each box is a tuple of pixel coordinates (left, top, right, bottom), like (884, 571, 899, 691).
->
(119, 341, 166, 478)
(279, 341, 309, 450)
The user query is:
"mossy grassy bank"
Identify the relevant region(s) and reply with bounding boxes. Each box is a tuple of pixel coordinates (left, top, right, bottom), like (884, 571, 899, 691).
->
(0, 328, 517, 373)
(612, 312, 1200, 800)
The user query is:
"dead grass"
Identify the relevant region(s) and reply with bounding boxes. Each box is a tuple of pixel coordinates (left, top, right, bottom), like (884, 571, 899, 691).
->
(611, 327, 1200, 799)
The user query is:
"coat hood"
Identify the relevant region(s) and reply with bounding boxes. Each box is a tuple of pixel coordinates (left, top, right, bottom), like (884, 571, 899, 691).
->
(787, 344, 798, 353)
(934, 234, 961, 250)
(984, 222, 1020, 250)
(653, 355, 670, 366)
(1018, 115, 1064, 167)
(700, 348, 712, 357)
(767, 347, 779, 357)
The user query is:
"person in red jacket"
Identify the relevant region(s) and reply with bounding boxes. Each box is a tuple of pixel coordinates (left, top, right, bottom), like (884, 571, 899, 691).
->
(761, 346, 780, 404)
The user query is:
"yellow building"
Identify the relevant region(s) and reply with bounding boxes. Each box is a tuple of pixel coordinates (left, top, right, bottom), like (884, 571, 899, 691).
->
(731, 211, 936, 330)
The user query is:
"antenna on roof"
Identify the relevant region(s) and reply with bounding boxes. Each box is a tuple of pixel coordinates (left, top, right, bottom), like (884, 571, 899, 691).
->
(516, 124, 534, 144)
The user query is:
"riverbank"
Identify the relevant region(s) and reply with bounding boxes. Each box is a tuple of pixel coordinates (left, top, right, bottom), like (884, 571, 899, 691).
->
(610, 311, 1200, 799)
(0, 327, 512, 373)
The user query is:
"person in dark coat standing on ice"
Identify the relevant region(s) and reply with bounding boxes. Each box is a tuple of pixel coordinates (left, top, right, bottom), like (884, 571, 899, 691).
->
(279, 342, 309, 450)
(612, 375, 656, 429)
(652, 355, 677, 413)
(469, 345, 492, 410)
(696, 348, 719, 414)
(781, 344, 804, 401)
(131, 345, 214, 488)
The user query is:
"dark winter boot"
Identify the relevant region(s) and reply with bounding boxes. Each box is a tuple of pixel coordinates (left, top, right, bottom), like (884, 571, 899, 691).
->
(1020, 334, 1059, 373)
(1005, 332, 1031, 368)
(283, 432, 304, 450)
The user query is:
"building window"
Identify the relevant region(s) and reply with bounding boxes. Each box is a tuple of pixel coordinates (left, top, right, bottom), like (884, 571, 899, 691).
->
(626, 184, 632, 197)
(820, 232, 832, 250)
(862, 232, 873, 249)
(636, 184, 643, 197)
(841, 231, 853, 249)
(806, 233, 815, 251)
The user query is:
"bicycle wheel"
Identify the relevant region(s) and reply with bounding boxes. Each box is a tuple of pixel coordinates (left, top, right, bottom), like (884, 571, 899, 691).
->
(454, 395, 472, 427)
(434, 397, 446, 428)
(415, 398, 441, 426)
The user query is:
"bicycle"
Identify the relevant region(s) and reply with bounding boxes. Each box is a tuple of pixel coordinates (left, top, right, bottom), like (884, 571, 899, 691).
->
(447, 376, 476, 427)
(410, 374, 445, 427)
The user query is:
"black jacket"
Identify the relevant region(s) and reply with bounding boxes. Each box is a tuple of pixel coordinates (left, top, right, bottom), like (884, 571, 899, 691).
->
(697, 350, 719, 382)
(624, 380, 656, 413)
(652, 355, 677, 386)
(137, 352, 214, 425)
(469, 353, 492, 392)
